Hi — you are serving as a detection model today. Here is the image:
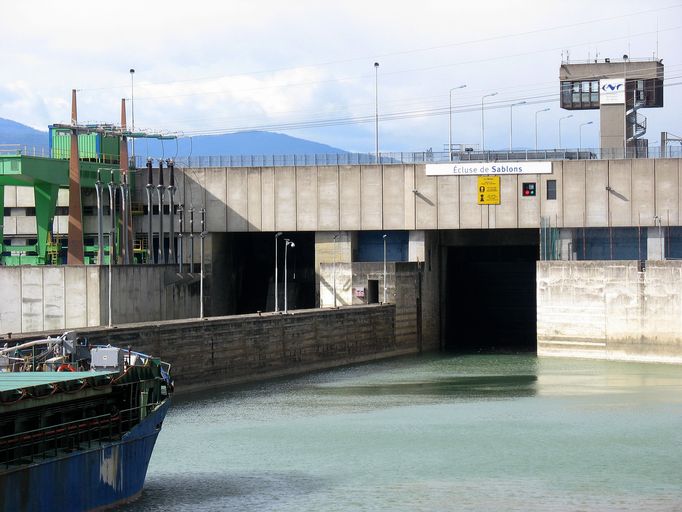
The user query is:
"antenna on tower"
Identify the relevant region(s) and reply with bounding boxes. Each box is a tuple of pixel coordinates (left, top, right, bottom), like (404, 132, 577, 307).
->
(656, 18, 659, 59)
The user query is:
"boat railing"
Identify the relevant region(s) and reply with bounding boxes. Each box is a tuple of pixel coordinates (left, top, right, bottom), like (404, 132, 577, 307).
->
(0, 400, 163, 469)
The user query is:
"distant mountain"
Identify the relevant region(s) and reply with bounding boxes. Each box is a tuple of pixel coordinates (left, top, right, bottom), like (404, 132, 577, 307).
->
(0, 118, 347, 156)
(0, 118, 49, 150)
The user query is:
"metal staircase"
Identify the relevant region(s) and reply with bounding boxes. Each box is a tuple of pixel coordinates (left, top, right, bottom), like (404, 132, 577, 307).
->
(626, 102, 647, 143)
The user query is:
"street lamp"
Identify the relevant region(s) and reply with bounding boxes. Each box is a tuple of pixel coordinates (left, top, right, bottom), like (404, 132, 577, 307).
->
(382, 234, 388, 303)
(481, 92, 498, 152)
(129, 69, 135, 167)
(284, 238, 295, 313)
(558, 114, 573, 149)
(534, 107, 550, 150)
(332, 233, 339, 308)
(449, 84, 466, 161)
(374, 62, 380, 163)
(274, 232, 283, 312)
(579, 121, 594, 154)
(509, 101, 527, 151)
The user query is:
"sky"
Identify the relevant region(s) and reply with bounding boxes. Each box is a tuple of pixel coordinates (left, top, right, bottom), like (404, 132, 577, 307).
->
(1, 0, 681, 154)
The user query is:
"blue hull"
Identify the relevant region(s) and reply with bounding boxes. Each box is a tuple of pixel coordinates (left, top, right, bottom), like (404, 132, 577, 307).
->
(0, 399, 170, 512)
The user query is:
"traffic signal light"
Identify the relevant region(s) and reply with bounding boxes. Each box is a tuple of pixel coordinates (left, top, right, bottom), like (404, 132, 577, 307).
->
(522, 182, 536, 197)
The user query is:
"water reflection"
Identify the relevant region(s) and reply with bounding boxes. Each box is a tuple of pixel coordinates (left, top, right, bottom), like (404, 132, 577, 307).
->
(316, 374, 537, 400)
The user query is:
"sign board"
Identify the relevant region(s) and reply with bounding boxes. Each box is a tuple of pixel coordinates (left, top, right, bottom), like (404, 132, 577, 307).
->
(599, 78, 625, 105)
(426, 161, 552, 176)
(477, 176, 500, 205)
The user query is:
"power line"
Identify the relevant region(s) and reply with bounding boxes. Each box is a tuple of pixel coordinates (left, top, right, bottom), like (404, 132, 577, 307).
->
(79, 3, 682, 93)
(178, 79, 682, 137)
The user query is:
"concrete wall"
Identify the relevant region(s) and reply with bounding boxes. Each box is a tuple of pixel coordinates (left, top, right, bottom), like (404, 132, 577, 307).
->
(0, 266, 100, 334)
(342, 260, 440, 352)
(5, 158, 682, 243)
(0, 265, 199, 335)
(126, 159, 680, 249)
(35, 305, 408, 392)
(537, 260, 682, 363)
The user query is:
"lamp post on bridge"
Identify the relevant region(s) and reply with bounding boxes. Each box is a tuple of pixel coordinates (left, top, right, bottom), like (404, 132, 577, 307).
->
(509, 101, 527, 151)
(534, 107, 550, 151)
(481, 92, 498, 152)
(449, 85, 466, 161)
(558, 114, 573, 149)
(579, 121, 594, 154)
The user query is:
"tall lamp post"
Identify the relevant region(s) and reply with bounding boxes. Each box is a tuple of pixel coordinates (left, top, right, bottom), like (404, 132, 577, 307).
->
(449, 84, 466, 161)
(374, 62, 380, 163)
(332, 234, 339, 308)
(481, 92, 498, 152)
(284, 238, 295, 313)
(509, 101, 527, 151)
(534, 107, 550, 150)
(558, 114, 573, 149)
(129, 69, 135, 167)
(579, 121, 594, 154)
(274, 231, 283, 311)
(382, 234, 388, 303)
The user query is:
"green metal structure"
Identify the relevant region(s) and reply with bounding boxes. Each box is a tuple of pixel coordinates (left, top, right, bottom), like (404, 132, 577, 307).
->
(0, 154, 120, 265)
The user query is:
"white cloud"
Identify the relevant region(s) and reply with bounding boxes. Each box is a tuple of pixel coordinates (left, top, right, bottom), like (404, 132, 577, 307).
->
(1, 0, 680, 152)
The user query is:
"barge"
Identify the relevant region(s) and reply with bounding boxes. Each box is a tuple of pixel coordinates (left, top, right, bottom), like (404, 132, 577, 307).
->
(0, 332, 172, 511)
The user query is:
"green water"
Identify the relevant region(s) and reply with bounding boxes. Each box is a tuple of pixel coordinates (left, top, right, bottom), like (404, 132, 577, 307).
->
(124, 354, 682, 511)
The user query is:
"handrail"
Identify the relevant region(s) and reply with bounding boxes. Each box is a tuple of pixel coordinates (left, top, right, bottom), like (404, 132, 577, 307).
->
(0, 400, 164, 468)
(131, 147, 682, 169)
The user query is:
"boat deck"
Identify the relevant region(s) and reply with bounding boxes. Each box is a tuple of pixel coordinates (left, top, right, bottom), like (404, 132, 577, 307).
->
(0, 371, 117, 392)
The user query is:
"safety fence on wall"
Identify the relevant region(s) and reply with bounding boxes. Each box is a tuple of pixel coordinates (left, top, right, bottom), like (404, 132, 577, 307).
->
(151, 146, 682, 169)
(3, 144, 681, 168)
(539, 216, 682, 262)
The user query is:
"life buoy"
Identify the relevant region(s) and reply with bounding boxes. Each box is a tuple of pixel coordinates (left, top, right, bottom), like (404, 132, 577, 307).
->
(57, 363, 75, 372)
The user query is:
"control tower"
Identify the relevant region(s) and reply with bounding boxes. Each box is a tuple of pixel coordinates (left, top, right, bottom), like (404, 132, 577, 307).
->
(559, 58, 663, 156)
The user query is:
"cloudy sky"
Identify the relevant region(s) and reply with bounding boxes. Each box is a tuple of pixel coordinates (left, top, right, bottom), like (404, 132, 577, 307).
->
(1, 0, 681, 153)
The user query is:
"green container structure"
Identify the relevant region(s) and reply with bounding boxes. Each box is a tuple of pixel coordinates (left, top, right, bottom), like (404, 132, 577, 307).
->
(49, 126, 120, 164)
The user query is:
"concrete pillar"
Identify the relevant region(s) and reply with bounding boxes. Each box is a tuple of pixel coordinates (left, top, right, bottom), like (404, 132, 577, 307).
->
(647, 226, 666, 260)
(315, 231, 353, 307)
(409, 230, 426, 262)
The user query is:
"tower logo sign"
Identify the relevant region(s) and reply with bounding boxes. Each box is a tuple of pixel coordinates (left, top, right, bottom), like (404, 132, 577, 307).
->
(600, 78, 625, 104)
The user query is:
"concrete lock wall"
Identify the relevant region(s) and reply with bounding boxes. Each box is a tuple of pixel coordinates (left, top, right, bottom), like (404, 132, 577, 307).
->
(0, 265, 200, 335)
(122, 159, 682, 250)
(0, 266, 100, 334)
(537, 260, 682, 363)
(52, 305, 407, 392)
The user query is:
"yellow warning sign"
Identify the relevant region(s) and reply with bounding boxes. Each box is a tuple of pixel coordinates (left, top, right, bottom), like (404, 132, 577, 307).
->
(477, 176, 500, 205)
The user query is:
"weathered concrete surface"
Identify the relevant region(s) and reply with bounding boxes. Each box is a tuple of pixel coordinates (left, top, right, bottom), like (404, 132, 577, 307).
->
(538, 260, 682, 363)
(10, 305, 409, 393)
(0, 265, 199, 335)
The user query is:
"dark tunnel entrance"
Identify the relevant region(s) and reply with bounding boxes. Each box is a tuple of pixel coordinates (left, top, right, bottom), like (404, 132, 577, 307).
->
(443, 231, 538, 353)
(213, 232, 316, 315)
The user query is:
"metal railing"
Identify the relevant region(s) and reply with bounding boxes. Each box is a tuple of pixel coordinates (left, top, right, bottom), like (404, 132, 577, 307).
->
(3, 144, 680, 168)
(0, 144, 50, 157)
(0, 401, 159, 469)
(133, 146, 682, 169)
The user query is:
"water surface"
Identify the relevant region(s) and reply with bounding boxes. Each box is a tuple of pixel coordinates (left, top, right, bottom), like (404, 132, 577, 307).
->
(122, 354, 682, 511)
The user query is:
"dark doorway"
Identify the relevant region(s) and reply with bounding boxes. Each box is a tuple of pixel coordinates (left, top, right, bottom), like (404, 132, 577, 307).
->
(227, 232, 316, 314)
(367, 279, 379, 304)
(444, 242, 537, 353)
